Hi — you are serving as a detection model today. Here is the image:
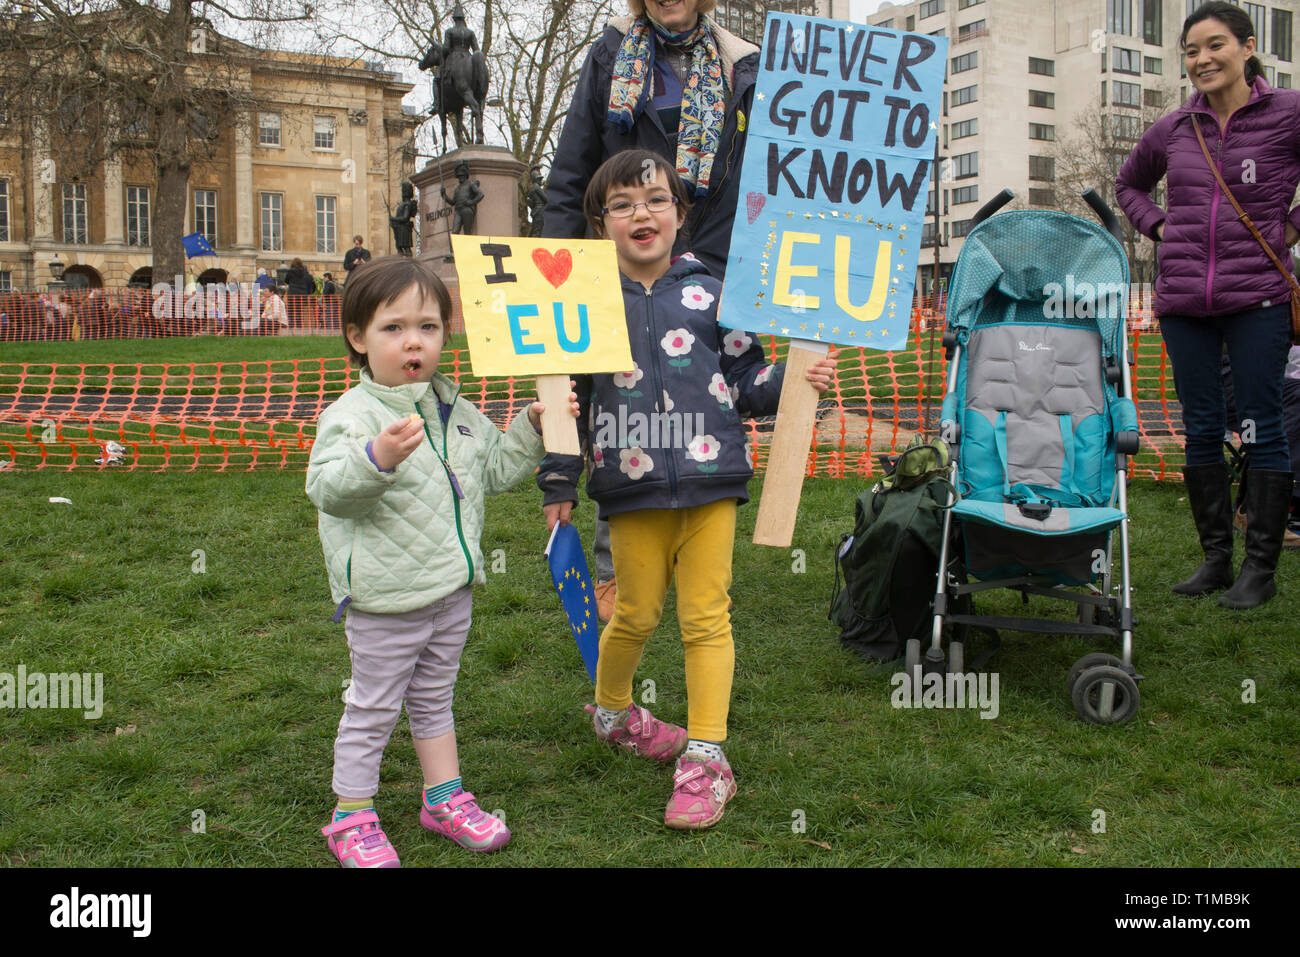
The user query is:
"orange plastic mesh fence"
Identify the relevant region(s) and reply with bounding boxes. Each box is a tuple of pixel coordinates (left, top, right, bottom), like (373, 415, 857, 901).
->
(0, 322, 1187, 478)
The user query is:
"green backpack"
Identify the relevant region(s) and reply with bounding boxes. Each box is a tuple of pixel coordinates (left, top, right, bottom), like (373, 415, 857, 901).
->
(829, 439, 957, 661)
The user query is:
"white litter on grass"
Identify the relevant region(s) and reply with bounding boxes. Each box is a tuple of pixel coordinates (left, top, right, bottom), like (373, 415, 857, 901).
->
(0, 460, 13, 471)
(95, 440, 126, 466)
(49, 497, 72, 504)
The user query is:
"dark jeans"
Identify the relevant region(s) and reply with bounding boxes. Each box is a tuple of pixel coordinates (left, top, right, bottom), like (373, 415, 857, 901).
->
(1161, 303, 1293, 471)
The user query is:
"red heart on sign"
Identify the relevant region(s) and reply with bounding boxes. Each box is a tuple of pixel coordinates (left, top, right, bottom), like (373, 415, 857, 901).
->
(532, 248, 573, 289)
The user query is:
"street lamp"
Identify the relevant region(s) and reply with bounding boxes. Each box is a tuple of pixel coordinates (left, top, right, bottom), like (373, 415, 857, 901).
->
(48, 254, 67, 292)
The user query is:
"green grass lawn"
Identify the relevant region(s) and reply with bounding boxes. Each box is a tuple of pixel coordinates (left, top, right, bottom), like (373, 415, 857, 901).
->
(2, 470, 1297, 867)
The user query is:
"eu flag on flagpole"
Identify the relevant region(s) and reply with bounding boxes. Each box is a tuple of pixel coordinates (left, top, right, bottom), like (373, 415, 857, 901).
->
(181, 232, 217, 258)
(545, 522, 599, 681)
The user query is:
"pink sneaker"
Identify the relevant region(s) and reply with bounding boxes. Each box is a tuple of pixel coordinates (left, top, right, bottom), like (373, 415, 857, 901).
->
(585, 703, 687, 762)
(664, 752, 737, 830)
(321, 809, 400, 868)
(420, 790, 511, 853)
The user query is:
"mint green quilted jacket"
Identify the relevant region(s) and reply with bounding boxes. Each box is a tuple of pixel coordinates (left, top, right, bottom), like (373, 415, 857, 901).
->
(306, 369, 544, 614)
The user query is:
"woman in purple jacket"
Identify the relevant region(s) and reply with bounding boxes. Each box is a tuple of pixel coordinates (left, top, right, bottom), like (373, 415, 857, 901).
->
(1117, 2, 1300, 610)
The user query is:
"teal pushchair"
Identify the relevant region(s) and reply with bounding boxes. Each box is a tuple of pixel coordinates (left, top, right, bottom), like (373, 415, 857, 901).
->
(923, 189, 1143, 724)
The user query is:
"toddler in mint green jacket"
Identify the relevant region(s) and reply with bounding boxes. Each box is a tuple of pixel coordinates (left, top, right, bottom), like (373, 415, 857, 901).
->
(307, 256, 575, 867)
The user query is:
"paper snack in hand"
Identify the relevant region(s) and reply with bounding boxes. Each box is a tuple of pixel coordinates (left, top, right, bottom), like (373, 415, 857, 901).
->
(544, 522, 599, 682)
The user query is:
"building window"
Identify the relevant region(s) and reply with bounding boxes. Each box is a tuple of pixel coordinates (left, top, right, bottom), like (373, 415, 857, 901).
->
(62, 183, 87, 244)
(1144, 56, 1162, 74)
(0, 179, 8, 242)
(126, 186, 150, 246)
(1244, 5, 1266, 49)
(316, 195, 336, 254)
(194, 189, 217, 246)
(314, 115, 336, 151)
(1264, 64, 1276, 85)
(1029, 122, 1055, 141)
(1185, 0, 1195, 18)
(919, 0, 944, 20)
(1280, 73, 1293, 89)
(1143, 87, 1165, 108)
(260, 192, 283, 251)
(1029, 89, 1055, 108)
(1273, 9, 1292, 62)
(1113, 47, 1141, 74)
(1029, 56, 1055, 76)
(953, 151, 978, 179)
(951, 117, 978, 138)
(259, 112, 281, 147)
(952, 84, 978, 106)
(874, 18, 893, 28)
(0, 271, 10, 292)
(952, 185, 979, 205)
(1108, 0, 1131, 37)
(1113, 80, 1142, 107)
(957, 20, 986, 40)
(1142, 0, 1162, 45)
(952, 51, 978, 73)
(921, 222, 938, 247)
(906, 15, 914, 30)
(1112, 113, 1143, 140)
(958, 0, 984, 8)
(1029, 155, 1055, 181)
(1028, 188, 1056, 206)
(951, 219, 974, 238)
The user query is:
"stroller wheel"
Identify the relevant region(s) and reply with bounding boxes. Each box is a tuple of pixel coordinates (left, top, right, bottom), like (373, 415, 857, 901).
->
(1071, 665, 1140, 725)
(947, 640, 964, 676)
(1068, 653, 1126, 695)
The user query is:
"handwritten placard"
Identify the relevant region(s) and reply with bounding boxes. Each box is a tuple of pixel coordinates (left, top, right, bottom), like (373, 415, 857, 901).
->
(451, 236, 633, 377)
(720, 14, 947, 351)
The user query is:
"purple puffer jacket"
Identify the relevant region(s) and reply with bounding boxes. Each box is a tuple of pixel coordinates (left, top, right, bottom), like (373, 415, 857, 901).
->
(1116, 77, 1300, 318)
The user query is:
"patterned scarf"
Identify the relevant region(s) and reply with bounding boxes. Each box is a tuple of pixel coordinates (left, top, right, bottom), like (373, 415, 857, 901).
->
(607, 15, 727, 196)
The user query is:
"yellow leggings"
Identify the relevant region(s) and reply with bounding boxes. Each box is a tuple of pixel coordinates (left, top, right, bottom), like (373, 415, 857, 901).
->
(597, 499, 736, 742)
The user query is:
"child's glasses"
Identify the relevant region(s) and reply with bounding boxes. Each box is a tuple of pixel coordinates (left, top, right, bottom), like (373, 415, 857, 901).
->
(602, 196, 678, 218)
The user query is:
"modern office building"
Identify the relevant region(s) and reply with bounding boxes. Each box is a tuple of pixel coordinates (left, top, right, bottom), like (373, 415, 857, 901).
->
(713, 0, 856, 44)
(867, 0, 1299, 291)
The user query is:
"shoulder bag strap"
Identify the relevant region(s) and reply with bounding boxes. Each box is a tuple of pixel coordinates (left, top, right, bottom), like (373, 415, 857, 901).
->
(1192, 118, 1300, 302)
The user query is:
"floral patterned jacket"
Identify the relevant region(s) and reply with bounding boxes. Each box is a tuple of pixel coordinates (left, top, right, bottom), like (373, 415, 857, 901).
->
(537, 254, 784, 517)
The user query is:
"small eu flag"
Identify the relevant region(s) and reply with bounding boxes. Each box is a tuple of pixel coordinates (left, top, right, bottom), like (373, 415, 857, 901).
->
(545, 522, 599, 681)
(181, 232, 216, 258)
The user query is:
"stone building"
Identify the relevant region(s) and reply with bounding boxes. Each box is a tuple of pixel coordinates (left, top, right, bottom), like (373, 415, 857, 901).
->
(0, 36, 421, 291)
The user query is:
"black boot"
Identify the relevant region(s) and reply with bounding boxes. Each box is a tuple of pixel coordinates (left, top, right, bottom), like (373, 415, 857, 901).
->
(1172, 462, 1235, 596)
(1220, 469, 1294, 610)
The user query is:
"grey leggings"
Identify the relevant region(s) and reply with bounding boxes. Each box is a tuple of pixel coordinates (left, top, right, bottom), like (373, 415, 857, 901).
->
(332, 587, 473, 798)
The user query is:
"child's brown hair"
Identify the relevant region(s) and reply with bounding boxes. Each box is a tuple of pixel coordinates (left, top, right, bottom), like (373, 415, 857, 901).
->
(583, 149, 693, 238)
(341, 256, 453, 371)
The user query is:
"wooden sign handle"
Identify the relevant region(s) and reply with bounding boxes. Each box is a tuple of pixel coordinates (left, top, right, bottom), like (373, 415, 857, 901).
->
(752, 340, 828, 547)
(536, 374, 581, 455)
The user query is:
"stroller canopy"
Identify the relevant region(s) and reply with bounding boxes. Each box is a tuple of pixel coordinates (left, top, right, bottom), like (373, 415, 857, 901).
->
(946, 211, 1131, 360)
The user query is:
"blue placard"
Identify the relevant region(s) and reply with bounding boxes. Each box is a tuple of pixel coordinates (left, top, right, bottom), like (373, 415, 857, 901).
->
(719, 14, 947, 351)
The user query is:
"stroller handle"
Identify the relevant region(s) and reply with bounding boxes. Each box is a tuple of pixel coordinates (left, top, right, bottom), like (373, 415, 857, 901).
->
(1082, 189, 1125, 242)
(971, 188, 1015, 227)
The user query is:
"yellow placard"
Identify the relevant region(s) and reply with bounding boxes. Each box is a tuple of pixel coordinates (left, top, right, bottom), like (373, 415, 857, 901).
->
(451, 236, 633, 377)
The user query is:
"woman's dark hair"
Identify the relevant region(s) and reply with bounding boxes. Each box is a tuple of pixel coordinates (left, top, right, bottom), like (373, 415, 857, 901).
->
(341, 256, 453, 370)
(1181, 2, 1263, 84)
(291, 257, 305, 269)
(583, 149, 693, 237)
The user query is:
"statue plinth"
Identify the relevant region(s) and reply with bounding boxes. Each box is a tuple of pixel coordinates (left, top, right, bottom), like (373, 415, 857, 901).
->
(412, 146, 526, 332)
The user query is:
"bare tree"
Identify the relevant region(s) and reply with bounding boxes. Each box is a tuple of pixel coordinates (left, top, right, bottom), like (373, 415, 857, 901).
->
(313, 0, 614, 216)
(1053, 85, 1178, 286)
(1, 0, 312, 283)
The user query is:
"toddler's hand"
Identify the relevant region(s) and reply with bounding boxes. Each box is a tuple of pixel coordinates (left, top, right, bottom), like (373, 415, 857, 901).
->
(544, 501, 574, 532)
(528, 390, 582, 431)
(372, 414, 424, 471)
(806, 348, 839, 396)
